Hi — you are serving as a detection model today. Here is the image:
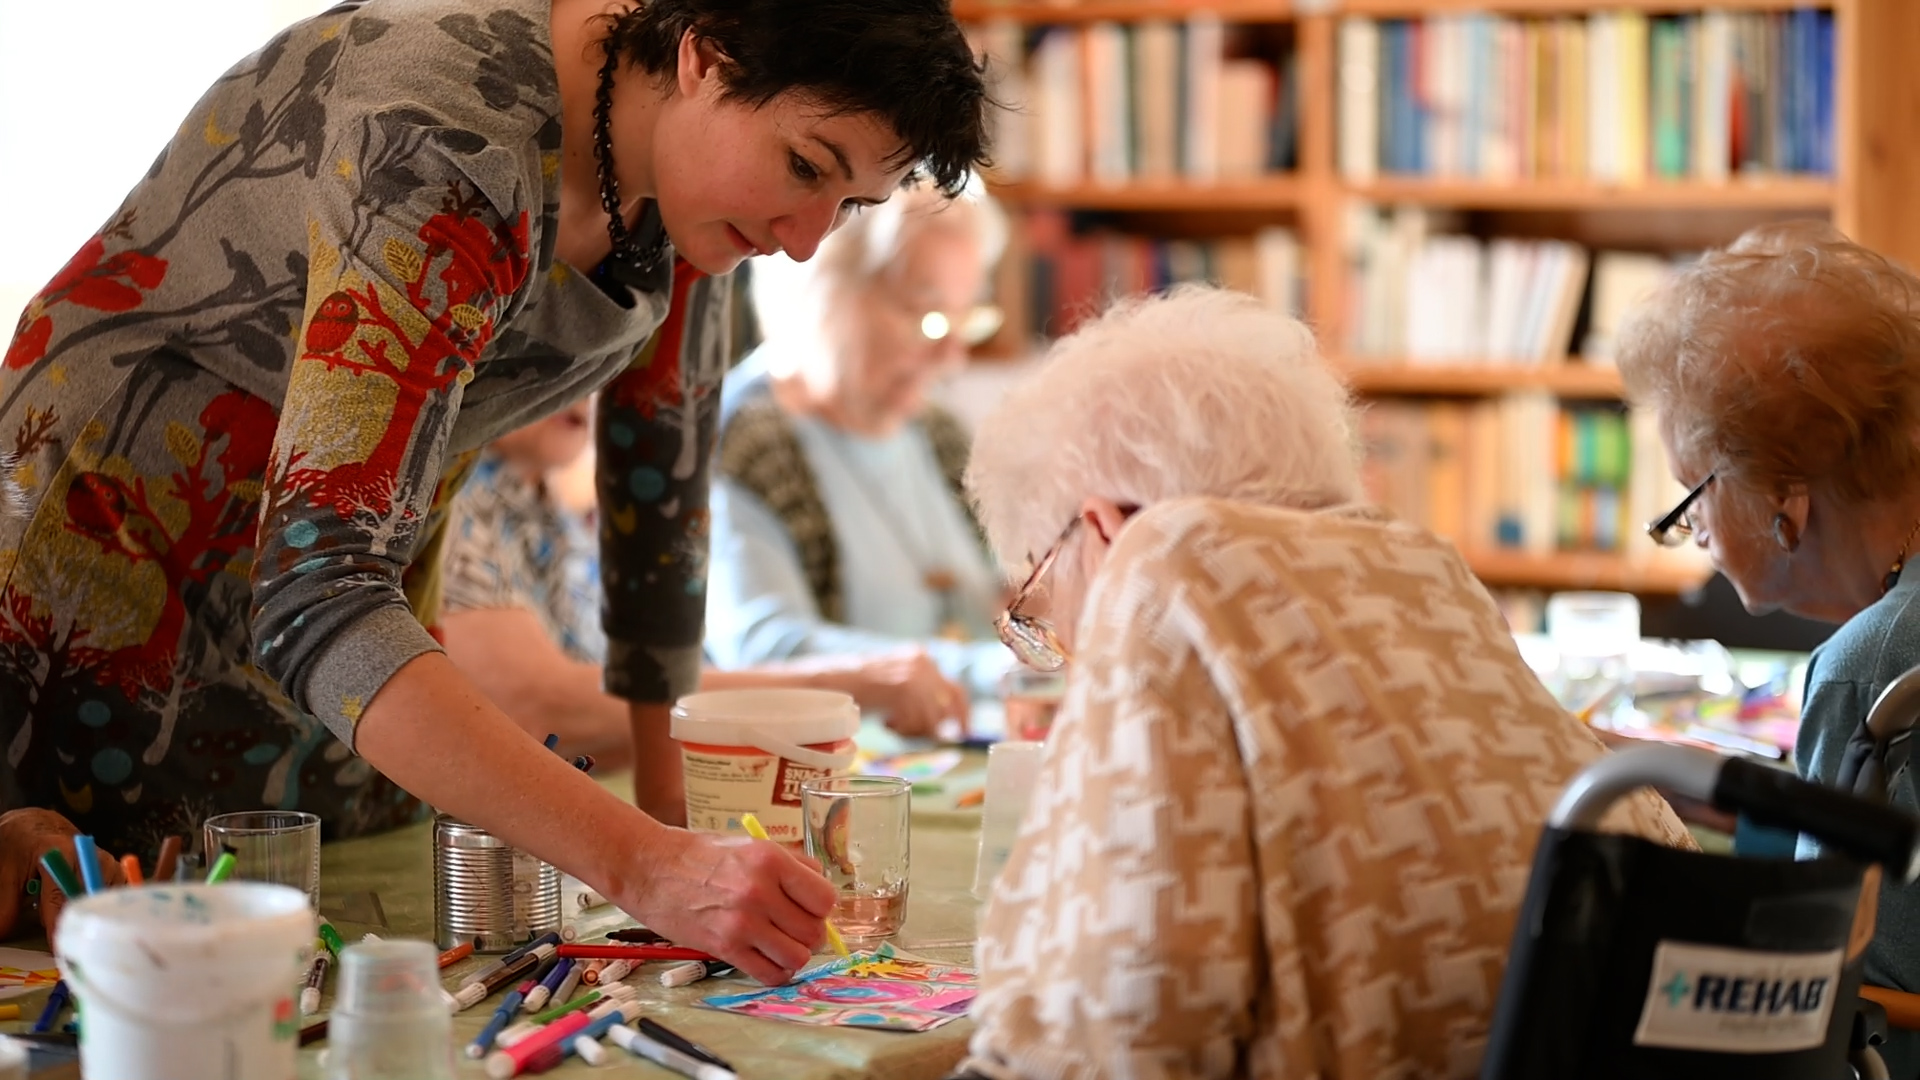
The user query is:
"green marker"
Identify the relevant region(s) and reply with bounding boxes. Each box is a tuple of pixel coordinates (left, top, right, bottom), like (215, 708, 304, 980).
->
(530, 989, 603, 1025)
(38, 850, 84, 899)
(204, 851, 237, 884)
(317, 918, 345, 959)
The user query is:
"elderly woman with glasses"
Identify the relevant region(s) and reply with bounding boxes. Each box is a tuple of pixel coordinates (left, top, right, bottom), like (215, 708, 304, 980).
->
(1620, 220, 1920, 1075)
(705, 180, 1014, 736)
(952, 285, 1690, 1080)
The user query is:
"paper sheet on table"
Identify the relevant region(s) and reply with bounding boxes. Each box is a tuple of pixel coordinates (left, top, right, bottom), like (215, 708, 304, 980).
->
(858, 749, 963, 783)
(698, 944, 976, 1031)
(0, 946, 58, 999)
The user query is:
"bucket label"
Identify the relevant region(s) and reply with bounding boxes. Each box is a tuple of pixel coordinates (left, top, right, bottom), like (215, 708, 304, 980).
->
(682, 745, 847, 844)
(273, 996, 298, 1041)
(773, 756, 835, 808)
(1632, 941, 1841, 1053)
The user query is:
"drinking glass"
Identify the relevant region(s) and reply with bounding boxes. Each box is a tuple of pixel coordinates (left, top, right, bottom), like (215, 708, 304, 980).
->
(203, 810, 322, 908)
(1001, 667, 1067, 742)
(801, 776, 911, 944)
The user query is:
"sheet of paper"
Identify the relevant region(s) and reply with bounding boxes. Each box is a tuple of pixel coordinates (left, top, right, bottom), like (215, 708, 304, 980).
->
(859, 749, 963, 783)
(0, 946, 59, 999)
(699, 944, 977, 1032)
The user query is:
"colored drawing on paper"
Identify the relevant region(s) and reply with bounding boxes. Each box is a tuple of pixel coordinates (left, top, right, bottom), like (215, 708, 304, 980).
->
(0, 947, 59, 999)
(699, 944, 976, 1031)
(860, 749, 963, 783)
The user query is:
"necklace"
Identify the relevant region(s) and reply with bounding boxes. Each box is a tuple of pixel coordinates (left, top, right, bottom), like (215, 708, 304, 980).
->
(591, 40, 669, 288)
(1884, 517, 1920, 595)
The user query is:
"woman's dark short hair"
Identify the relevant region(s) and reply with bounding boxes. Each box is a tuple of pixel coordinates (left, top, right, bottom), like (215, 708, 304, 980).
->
(603, 0, 993, 196)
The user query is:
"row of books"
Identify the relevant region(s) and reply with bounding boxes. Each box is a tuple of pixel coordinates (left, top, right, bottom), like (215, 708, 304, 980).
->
(971, 19, 1297, 187)
(1360, 395, 1700, 559)
(1343, 207, 1690, 363)
(1338, 9, 1835, 184)
(1020, 212, 1303, 339)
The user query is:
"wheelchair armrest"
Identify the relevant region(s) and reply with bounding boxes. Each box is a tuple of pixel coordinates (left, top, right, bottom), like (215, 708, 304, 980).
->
(1867, 668, 1920, 742)
(1861, 985, 1920, 1032)
(1553, 744, 1920, 881)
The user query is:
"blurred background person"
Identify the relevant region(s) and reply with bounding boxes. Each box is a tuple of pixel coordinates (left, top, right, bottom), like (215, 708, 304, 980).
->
(1618, 219, 1920, 1077)
(442, 403, 971, 755)
(706, 179, 1012, 729)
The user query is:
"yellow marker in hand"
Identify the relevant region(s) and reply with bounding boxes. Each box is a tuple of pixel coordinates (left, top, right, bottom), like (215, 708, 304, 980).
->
(738, 813, 851, 958)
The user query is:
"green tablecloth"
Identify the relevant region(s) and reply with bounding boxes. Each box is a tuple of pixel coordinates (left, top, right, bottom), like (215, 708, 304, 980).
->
(5, 755, 991, 1080)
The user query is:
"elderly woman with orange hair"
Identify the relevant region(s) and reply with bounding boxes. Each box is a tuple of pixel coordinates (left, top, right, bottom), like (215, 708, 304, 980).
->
(1618, 220, 1920, 1076)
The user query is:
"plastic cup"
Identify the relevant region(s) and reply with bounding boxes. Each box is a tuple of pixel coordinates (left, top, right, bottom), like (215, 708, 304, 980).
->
(55, 882, 314, 1080)
(326, 939, 456, 1080)
(972, 740, 1045, 899)
(203, 810, 322, 908)
(802, 776, 911, 944)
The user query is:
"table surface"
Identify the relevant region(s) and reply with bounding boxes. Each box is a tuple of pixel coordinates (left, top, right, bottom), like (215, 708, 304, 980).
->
(5, 748, 992, 1080)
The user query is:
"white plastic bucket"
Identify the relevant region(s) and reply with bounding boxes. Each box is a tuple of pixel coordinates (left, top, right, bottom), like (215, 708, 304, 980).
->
(672, 688, 861, 844)
(56, 882, 315, 1080)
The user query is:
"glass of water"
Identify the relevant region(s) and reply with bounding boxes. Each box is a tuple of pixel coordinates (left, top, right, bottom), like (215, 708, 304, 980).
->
(801, 776, 910, 945)
(203, 810, 322, 908)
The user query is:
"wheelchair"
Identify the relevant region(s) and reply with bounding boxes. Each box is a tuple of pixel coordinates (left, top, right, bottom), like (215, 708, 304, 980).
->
(1481, 727, 1920, 1079)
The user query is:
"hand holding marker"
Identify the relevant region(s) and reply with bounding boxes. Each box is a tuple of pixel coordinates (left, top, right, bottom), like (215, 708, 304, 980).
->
(738, 813, 849, 958)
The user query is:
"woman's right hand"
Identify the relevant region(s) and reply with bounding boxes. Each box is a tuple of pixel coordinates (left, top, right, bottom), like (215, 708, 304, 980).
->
(621, 828, 838, 986)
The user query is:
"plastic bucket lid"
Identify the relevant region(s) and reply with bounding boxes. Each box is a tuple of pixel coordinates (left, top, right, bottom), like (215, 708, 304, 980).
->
(56, 883, 314, 1025)
(672, 688, 860, 751)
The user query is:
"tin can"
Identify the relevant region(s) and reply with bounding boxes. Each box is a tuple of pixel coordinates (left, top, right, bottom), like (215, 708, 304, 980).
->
(431, 814, 560, 953)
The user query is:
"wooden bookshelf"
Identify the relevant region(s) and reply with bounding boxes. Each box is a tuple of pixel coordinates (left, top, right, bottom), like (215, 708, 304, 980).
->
(962, 0, 1920, 598)
(989, 176, 1302, 210)
(1340, 0, 1834, 15)
(1463, 549, 1713, 595)
(952, 0, 1294, 22)
(1345, 177, 1835, 211)
(1338, 361, 1625, 397)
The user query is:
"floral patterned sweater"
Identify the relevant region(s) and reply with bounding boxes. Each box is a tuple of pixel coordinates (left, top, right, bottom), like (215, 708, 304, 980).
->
(0, 0, 729, 850)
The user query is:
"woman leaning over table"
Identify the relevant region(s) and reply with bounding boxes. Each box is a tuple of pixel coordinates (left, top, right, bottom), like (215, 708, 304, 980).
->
(0, 0, 991, 983)
(705, 179, 1013, 736)
(950, 286, 1690, 1080)
(1616, 219, 1920, 1076)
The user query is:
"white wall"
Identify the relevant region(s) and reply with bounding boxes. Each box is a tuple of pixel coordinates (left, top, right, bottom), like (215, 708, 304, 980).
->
(0, 0, 336, 332)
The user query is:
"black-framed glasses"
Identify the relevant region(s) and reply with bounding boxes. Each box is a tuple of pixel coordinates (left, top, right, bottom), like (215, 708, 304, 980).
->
(1647, 472, 1716, 547)
(994, 517, 1080, 672)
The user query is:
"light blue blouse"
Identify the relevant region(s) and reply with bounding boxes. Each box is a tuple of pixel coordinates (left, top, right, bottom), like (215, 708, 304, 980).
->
(705, 384, 1015, 698)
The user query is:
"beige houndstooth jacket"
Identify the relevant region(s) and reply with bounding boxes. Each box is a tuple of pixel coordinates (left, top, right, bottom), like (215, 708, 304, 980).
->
(962, 498, 1692, 1080)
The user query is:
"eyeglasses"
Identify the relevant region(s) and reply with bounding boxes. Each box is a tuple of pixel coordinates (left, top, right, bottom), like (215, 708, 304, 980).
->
(915, 304, 1003, 347)
(883, 286, 1004, 348)
(1647, 472, 1716, 547)
(995, 517, 1079, 672)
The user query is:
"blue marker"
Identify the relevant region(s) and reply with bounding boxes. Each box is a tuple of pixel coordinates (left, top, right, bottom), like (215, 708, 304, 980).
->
(523, 957, 574, 1014)
(501, 930, 561, 966)
(543, 733, 561, 752)
(468, 979, 531, 1059)
(564, 1002, 640, 1063)
(72, 835, 104, 895)
(32, 980, 71, 1034)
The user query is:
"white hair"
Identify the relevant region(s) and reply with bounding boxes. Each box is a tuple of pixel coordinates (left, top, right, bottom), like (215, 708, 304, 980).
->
(749, 174, 1008, 348)
(966, 285, 1363, 570)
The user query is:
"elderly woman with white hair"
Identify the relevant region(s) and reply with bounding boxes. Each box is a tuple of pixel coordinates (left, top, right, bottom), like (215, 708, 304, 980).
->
(706, 180, 1013, 735)
(953, 285, 1691, 1080)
